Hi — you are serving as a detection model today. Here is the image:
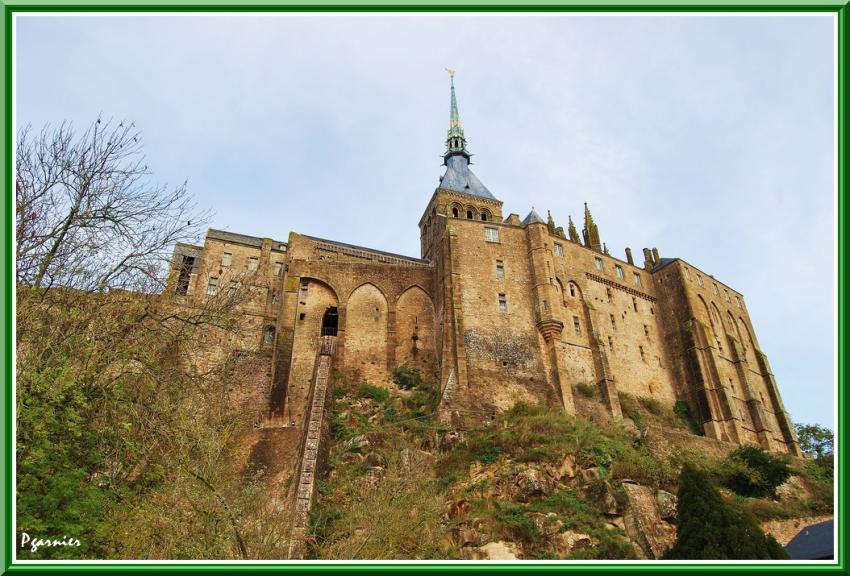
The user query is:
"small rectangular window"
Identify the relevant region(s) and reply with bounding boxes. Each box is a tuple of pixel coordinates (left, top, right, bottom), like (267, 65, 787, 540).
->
(207, 277, 219, 295)
(632, 297, 638, 312)
(595, 257, 603, 271)
(228, 280, 238, 296)
(554, 243, 564, 257)
(221, 252, 233, 268)
(697, 274, 704, 287)
(615, 265, 624, 279)
(573, 316, 581, 334)
(484, 227, 500, 243)
(643, 324, 649, 337)
(735, 296, 741, 308)
(639, 345, 646, 362)
(608, 336, 614, 352)
(610, 314, 616, 330)
(498, 293, 507, 312)
(724, 289, 730, 302)
(176, 255, 195, 295)
(496, 260, 505, 278)
(633, 272, 642, 287)
(684, 267, 691, 280)
(712, 283, 719, 295)
(274, 261, 283, 276)
(247, 256, 259, 272)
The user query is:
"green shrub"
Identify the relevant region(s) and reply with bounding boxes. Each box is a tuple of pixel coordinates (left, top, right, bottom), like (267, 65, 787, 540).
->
(618, 392, 638, 415)
(330, 415, 354, 442)
(674, 400, 705, 436)
(576, 382, 597, 398)
(639, 396, 665, 417)
(664, 464, 789, 560)
(357, 381, 389, 403)
(721, 445, 791, 498)
(392, 363, 423, 390)
(493, 501, 540, 543)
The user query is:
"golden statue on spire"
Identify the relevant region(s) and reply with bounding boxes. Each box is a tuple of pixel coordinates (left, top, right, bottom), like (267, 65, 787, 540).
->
(445, 68, 455, 78)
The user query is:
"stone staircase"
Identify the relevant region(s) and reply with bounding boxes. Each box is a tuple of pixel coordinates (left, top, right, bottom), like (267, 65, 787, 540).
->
(286, 336, 335, 559)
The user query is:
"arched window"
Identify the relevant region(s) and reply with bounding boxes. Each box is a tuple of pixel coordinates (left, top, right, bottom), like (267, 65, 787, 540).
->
(568, 282, 577, 298)
(481, 212, 488, 221)
(263, 325, 275, 345)
(466, 210, 473, 219)
(451, 206, 459, 218)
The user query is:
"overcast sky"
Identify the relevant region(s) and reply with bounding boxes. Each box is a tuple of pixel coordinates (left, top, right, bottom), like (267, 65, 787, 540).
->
(15, 13, 835, 429)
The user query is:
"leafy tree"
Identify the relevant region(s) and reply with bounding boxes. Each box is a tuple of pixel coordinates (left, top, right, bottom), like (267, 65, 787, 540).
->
(794, 423, 834, 460)
(16, 119, 290, 559)
(663, 464, 788, 560)
(720, 445, 791, 499)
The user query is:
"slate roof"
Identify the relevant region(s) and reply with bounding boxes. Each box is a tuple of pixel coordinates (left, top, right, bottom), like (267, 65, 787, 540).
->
(438, 155, 497, 201)
(785, 520, 834, 560)
(522, 208, 545, 226)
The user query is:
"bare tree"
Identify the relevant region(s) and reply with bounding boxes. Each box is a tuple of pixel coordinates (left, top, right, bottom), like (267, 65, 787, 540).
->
(16, 118, 207, 293)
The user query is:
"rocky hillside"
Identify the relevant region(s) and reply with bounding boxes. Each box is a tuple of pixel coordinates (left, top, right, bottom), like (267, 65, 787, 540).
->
(307, 367, 832, 560)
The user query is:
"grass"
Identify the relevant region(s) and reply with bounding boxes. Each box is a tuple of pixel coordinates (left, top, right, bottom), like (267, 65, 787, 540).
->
(436, 402, 677, 493)
(576, 382, 597, 398)
(315, 378, 832, 560)
(309, 369, 455, 559)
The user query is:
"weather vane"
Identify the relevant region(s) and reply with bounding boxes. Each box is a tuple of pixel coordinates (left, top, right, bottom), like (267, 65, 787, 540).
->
(445, 68, 455, 78)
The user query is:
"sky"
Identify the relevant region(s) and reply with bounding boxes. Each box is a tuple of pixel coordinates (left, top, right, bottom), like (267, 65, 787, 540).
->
(15, 13, 836, 430)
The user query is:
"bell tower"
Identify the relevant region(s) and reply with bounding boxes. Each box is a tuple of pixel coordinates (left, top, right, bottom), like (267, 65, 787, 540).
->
(418, 71, 503, 261)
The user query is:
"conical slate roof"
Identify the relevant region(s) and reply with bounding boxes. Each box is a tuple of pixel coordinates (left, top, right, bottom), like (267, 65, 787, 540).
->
(438, 155, 496, 201)
(522, 208, 545, 226)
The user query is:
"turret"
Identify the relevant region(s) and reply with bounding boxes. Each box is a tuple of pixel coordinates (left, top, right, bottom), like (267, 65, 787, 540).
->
(583, 203, 602, 253)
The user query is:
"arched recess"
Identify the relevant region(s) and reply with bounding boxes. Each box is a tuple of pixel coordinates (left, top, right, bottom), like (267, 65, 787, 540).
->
(560, 278, 591, 348)
(450, 203, 462, 218)
(555, 277, 566, 304)
(345, 283, 389, 385)
(710, 302, 724, 335)
(465, 206, 478, 220)
(283, 277, 340, 423)
(394, 285, 436, 374)
(725, 310, 737, 338)
(737, 317, 760, 366)
(697, 295, 714, 335)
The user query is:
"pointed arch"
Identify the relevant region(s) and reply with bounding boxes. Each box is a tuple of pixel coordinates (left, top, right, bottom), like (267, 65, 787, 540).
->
(346, 282, 389, 385)
(395, 285, 436, 373)
(555, 277, 566, 305)
(710, 302, 724, 333)
(298, 276, 340, 305)
(697, 295, 714, 335)
(726, 310, 738, 340)
(347, 281, 388, 305)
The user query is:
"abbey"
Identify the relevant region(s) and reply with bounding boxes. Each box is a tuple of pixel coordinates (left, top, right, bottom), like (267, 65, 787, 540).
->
(166, 76, 801, 459)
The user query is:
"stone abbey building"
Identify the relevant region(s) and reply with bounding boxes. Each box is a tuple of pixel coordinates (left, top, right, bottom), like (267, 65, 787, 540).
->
(166, 76, 801, 459)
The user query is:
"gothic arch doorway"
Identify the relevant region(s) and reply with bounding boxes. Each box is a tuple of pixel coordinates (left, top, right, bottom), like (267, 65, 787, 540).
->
(321, 307, 339, 336)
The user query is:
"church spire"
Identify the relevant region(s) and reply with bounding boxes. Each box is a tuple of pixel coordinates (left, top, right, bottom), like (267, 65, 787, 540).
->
(444, 69, 470, 163)
(567, 216, 580, 243)
(583, 202, 602, 252)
